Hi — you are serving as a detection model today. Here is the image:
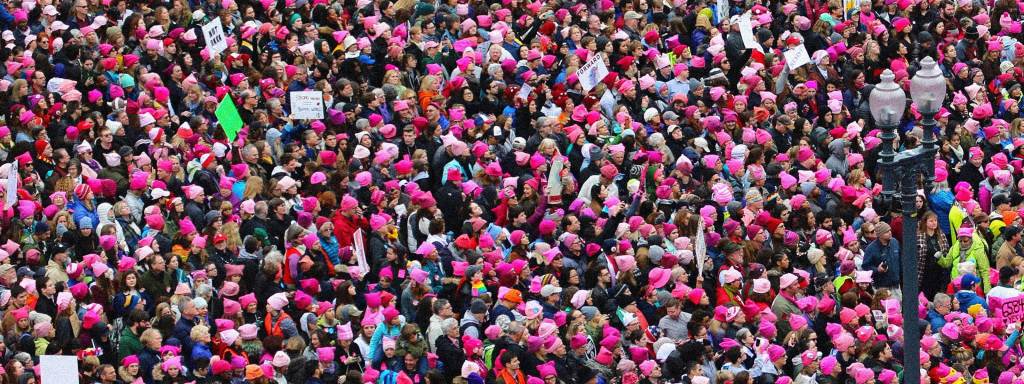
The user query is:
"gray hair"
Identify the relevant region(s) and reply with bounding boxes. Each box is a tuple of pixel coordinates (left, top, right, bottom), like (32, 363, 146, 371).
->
(648, 132, 666, 147)
(442, 318, 459, 331)
(506, 321, 525, 337)
(933, 293, 951, 308)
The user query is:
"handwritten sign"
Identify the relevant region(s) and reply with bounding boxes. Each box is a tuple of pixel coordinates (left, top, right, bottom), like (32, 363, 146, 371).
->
(784, 44, 811, 70)
(517, 84, 534, 101)
(991, 295, 1024, 322)
(41, 355, 79, 384)
(289, 91, 325, 119)
(202, 18, 228, 57)
(576, 53, 609, 93)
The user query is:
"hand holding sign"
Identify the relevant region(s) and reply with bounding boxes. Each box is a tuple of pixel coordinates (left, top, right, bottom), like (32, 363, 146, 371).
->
(202, 18, 228, 57)
(576, 53, 609, 93)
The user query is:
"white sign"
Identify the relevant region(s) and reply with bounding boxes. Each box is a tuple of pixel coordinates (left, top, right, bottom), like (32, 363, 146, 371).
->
(576, 53, 610, 93)
(547, 157, 564, 204)
(4, 159, 16, 208)
(716, 0, 729, 24)
(41, 355, 79, 384)
(784, 44, 811, 70)
(289, 91, 325, 120)
(202, 18, 228, 57)
(517, 84, 534, 100)
(353, 228, 369, 274)
(738, 14, 761, 51)
(696, 216, 707, 276)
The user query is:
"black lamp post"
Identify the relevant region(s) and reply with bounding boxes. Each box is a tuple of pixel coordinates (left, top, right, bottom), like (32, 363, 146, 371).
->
(869, 57, 946, 384)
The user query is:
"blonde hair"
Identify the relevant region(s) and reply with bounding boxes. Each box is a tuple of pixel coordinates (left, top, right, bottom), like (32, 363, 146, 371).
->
(221, 221, 242, 250)
(242, 176, 264, 200)
(140, 328, 162, 348)
(190, 324, 209, 342)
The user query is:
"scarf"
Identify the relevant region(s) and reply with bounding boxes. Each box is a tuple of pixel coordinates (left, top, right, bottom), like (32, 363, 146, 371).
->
(470, 279, 487, 297)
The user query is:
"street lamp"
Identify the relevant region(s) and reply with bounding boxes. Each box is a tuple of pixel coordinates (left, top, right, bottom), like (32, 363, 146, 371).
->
(868, 57, 945, 384)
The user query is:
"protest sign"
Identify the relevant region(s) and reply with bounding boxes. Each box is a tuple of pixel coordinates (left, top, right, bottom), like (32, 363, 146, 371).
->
(716, 0, 729, 24)
(576, 53, 609, 93)
(784, 44, 811, 69)
(696, 216, 707, 276)
(290, 91, 325, 119)
(547, 157, 564, 205)
(991, 295, 1024, 322)
(5, 159, 16, 208)
(215, 95, 243, 142)
(738, 14, 761, 51)
(353, 229, 369, 273)
(202, 18, 228, 57)
(41, 355, 79, 384)
(517, 84, 534, 101)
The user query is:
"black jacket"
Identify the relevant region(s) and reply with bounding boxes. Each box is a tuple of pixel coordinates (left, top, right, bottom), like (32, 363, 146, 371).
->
(434, 334, 464, 380)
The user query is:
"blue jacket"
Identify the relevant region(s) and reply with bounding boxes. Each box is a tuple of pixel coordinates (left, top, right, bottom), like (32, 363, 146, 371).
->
(930, 191, 955, 236)
(955, 290, 988, 311)
(927, 309, 947, 332)
(368, 323, 402, 364)
(68, 197, 99, 229)
(862, 237, 901, 287)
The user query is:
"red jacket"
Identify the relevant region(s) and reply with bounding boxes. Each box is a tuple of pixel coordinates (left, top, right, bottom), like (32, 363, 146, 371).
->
(333, 211, 369, 249)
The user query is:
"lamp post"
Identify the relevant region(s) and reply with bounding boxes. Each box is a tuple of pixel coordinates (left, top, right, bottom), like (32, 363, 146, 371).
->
(868, 57, 946, 384)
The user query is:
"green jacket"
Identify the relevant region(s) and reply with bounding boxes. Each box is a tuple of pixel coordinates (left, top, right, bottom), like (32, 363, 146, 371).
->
(118, 327, 143, 360)
(34, 338, 49, 356)
(770, 294, 802, 337)
(139, 270, 172, 303)
(939, 233, 991, 292)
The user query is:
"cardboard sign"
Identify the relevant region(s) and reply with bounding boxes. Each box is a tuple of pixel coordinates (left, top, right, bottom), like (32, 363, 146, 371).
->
(991, 295, 1024, 322)
(784, 45, 811, 70)
(202, 18, 228, 57)
(738, 13, 761, 51)
(41, 355, 79, 384)
(576, 53, 609, 93)
(289, 91, 325, 119)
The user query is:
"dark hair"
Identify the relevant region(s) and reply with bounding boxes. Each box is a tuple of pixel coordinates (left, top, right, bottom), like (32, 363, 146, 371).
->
(128, 309, 149, 325)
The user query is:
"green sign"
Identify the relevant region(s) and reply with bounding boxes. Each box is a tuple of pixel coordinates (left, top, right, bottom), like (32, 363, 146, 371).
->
(215, 95, 243, 142)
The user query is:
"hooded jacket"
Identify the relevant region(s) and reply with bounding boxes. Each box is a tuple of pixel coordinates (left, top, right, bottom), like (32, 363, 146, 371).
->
(824, 139, 849, 177)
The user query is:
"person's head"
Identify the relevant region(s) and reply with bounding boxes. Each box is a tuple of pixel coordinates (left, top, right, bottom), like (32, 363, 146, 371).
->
(140, 328, 163, 349)
(1000, 266, 1017, 286)
(933, 293, 952, 315)
(500, 350, 521, 371)
(665, 298, 682, 318)
(149, 254, 166, 272)
(96, 364, 116, 382)
(433, 299, 453, 318)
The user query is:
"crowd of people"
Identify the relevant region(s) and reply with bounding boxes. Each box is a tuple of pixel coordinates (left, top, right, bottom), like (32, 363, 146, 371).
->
(3, 0, 1024, 382)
